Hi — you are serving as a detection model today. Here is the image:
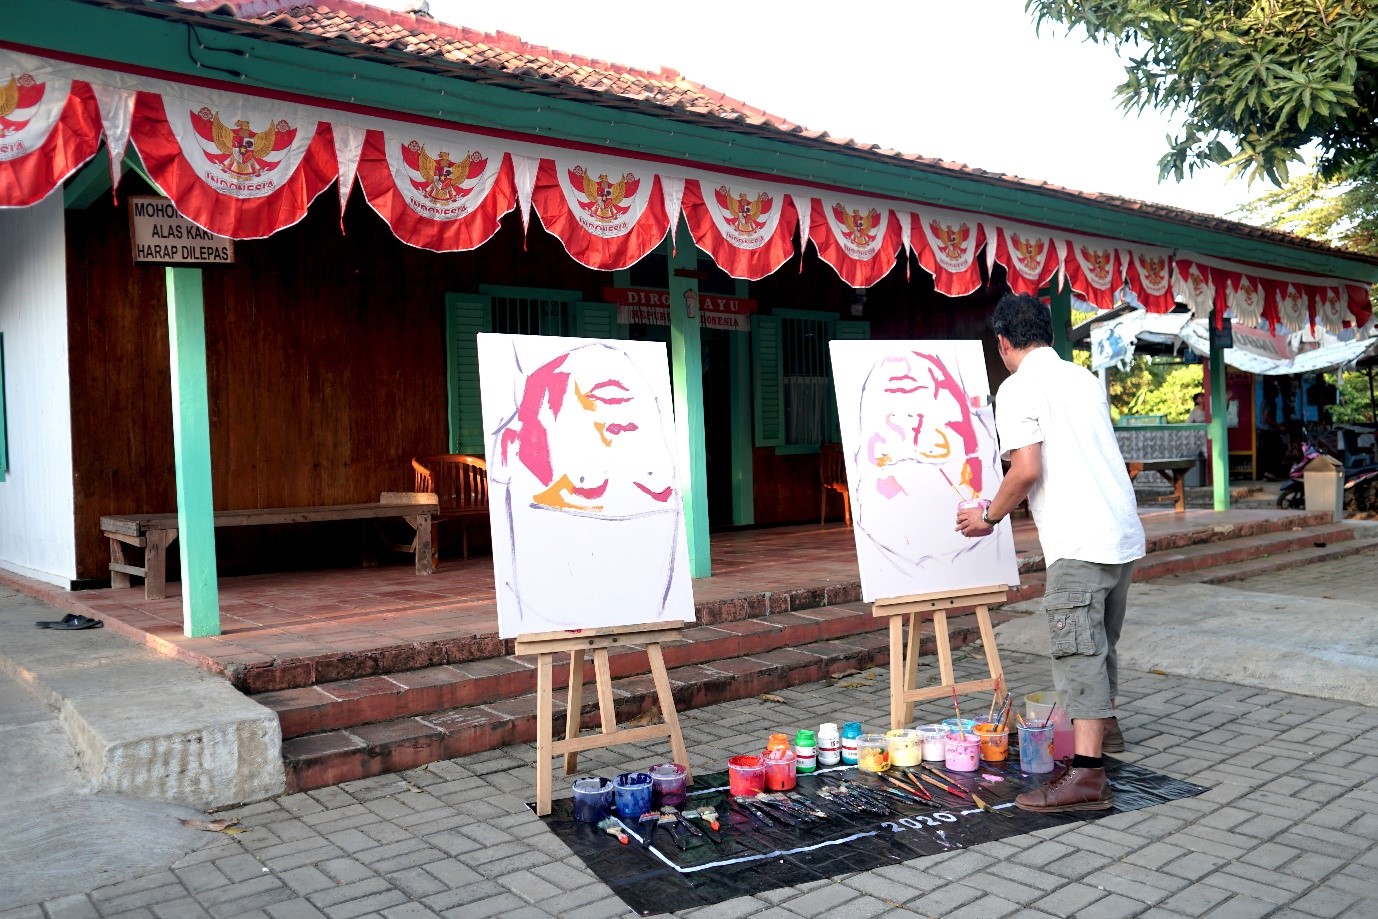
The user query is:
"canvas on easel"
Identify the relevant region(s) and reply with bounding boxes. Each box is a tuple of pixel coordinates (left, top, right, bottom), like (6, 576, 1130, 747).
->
(478, 333, 693, 815)
(829, 340, 1020, 727)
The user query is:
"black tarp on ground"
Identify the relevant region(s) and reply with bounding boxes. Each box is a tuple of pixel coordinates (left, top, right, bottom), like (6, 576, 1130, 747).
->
(533, 756, 1207, 915)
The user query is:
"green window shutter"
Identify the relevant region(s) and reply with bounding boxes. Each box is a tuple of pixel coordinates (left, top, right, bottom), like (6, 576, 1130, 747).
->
(445, 293, 491, 455)
(834, 320, 871, 340)
(752, 314, 784, 447)
(0, 332, 7, 480)
(573, 301, 626, 340)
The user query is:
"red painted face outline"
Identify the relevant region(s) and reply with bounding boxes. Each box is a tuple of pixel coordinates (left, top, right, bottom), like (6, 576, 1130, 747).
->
(634, 482, 674, 503)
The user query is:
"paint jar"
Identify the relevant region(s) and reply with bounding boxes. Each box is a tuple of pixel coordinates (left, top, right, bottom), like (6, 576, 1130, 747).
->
(1025, 692, 1073, 760)
(1017, 723, 1056, 774)
(727, 755, 765, 796)
(794, 729, 818, 774)
(917, 724, 947, 761)
(857, 734, 890, 773)
(762, 733, 797, 791)
(613, 771, 653, 818)
(973, 722, 1009, 763)
(943, 732, 981, 772)
(941, 718, 978, 737)
(649, 762, 688, 808)
(817, 723, 841, 767)
(571, 776, 614, 823)
(840, 721, 863, 765)
(885, 729, 921, 768)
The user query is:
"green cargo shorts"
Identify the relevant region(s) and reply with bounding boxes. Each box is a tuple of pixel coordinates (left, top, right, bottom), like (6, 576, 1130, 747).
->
(1042, 558, 1135, 721)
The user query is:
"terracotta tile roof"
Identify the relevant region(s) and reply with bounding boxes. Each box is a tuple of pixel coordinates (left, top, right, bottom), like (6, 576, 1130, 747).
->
(89, 1, 1378, 268)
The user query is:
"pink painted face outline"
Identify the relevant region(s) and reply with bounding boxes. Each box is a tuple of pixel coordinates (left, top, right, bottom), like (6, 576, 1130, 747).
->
(499, 344, 677, 516)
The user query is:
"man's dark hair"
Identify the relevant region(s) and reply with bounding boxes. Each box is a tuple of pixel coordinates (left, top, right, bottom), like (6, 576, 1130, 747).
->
(992, 293, 1054, 349)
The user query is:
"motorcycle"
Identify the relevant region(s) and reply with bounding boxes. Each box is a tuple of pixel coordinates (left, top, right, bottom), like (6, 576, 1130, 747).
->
(1277, 441, 1378, 512)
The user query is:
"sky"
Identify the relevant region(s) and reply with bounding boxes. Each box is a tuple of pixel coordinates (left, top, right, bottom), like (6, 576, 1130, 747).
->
(376, 0, 1270, 221)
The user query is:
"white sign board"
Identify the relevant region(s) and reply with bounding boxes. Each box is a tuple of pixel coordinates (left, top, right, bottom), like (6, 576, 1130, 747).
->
(129, 196, 234, 264)
(478, 334, 694, 638)
(829, 340, 1019, 601)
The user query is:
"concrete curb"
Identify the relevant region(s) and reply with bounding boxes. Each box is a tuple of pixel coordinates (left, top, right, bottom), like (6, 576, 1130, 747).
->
(0, 587, 284, 810)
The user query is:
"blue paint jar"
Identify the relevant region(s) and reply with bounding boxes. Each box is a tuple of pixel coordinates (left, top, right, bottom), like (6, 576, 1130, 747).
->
(613, 771, 653, 818)
(840, 721, 863, 765)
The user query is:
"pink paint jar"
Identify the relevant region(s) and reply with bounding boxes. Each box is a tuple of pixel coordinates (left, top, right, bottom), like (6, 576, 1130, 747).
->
(727, 755, 765, 796)
(944, 732, 981, 772)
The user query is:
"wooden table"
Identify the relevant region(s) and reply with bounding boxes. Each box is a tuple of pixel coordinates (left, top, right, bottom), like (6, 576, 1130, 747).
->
(1125, 457, 1197, 512)
(101, 498, 439, 600)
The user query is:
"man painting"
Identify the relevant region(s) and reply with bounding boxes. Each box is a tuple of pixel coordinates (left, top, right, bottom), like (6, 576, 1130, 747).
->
(957, 293, 1145, 812)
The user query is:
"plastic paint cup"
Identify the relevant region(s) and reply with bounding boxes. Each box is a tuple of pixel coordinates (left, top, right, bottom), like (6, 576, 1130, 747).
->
(572, 776, 614, 823)
(1018, 722, 1056, 774)
(917, 724, 947, 761)
(941, 718, 978, 737)
(943, 732, 981, 772)
(613, 771, 653, 818)
(649, 762, 688, 808)
(1025, 692, 1073, 759)
(885, 729, 921, 768)
(727, 755, 765, 796)
(857, 734, 890, 773)
(974, 722, 1009, 763)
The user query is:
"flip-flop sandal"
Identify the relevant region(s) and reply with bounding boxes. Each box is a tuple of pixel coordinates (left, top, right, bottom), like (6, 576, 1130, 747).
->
(46, 615, 103, 631)
(35, 614, 83, 629)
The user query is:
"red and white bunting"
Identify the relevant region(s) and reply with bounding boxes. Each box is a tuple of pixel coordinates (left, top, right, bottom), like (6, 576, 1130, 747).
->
(681, 177, 797, 281)
(1273, 280, 1310, 331)
(1060, 235, 1123, 309)
(332, 123, 366, 225)
(1173, 260, 1218, 318)
(0, 51, 102, 208)
(91, 83, 136, 198)
(1123, 247, 1174, 313)
(1315, 285, 1348, 335)
(1347, 284, 1373, 328)
(990, 222, 1058, 296)
(130, 89, 337, 239)
(356, 127, 515, 252)
(531, 155, 681, 270)
(1225, 272, 1267, 328)
(910, 208, 986, 296)
(807, 196, 901, 288)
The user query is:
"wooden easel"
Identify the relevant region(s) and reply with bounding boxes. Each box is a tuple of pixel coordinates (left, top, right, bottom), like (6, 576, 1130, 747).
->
(873, 584, 1008, 729)
(515, 621, 691, 817)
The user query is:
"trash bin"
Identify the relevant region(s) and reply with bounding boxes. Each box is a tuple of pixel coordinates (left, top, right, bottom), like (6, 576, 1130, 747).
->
(1303, 454, 1345, 521)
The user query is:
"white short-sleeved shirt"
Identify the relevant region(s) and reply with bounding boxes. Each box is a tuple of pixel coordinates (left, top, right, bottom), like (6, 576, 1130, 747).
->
(995, 347, 1145, 567)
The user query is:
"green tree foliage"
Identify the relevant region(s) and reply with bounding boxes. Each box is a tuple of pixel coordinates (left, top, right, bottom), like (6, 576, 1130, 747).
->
(1329, 370, 1378, 423)
(1233, 172, 1378, 254)
(1073, 348, 1204, 422)
(1025, 1, 1378, 185)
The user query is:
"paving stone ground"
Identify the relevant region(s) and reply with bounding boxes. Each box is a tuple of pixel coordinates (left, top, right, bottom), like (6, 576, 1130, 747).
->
(6, 555, 1378, 919)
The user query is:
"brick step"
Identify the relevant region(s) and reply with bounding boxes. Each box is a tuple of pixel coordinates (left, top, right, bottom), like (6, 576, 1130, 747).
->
(279, 613, 1022, 793)
(1155, 536, 1378, 587)
(1130, 522, 1356, 581)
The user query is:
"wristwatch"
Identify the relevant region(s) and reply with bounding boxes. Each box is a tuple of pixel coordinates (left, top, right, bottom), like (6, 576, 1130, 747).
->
(981, 506, 999, 526)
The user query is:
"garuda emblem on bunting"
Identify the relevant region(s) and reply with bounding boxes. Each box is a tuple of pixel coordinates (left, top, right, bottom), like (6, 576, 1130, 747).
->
(992, 223, 1057, 296)
(808, 195, 899, 288)
(195, 109, 296, 183)
(681, 177, 796, 281)
(534, 156, 675, 270)
(1275, 281, 1309, 331)
(0, 72, 47, 155)
(1062, 237, 1122, 309)
(833, 202, 882, 253)
(717, 186, 773, 237)
(1009, 233, 1047, 274)
(1316, 286, 1346, 334)
(569, 165, 640, 223)
(0, 53, 101, 207)
(912, 208, 986, 297)
(1226, 274, 1265, 327)
(407, 143, 486, 204)
(1125, 249, 1174, 312)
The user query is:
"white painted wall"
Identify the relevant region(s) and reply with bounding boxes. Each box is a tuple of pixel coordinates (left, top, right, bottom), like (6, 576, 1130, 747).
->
(0, 195, 77, 586)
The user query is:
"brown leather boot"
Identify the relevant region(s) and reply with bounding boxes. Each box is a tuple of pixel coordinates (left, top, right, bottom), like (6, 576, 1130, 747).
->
(1015, 763, 1114, 812)
(1103, 717, 1125, 754)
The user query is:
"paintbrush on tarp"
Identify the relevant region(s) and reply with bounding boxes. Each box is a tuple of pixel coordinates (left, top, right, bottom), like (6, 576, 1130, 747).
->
(969, 791, 1008, 817)
(950, 686, 967, 740)
(597, 818, 629, 844)
(907, 770, 970, 803)
(880, 771, 933, 802)
(916, 765, 972, 800)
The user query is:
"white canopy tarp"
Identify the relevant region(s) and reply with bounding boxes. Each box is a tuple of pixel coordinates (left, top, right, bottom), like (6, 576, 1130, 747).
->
(1178, 318, 1378, 376)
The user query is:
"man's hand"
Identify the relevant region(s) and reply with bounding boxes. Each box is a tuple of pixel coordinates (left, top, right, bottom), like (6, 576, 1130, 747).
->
(955, 505, 993, 538)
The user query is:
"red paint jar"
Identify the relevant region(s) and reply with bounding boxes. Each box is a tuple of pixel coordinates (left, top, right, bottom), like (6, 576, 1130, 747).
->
(727, 755, 765, 796)
(762, 733, 797, 791)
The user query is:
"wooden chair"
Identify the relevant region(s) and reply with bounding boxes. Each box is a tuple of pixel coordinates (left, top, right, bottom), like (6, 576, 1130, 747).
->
(411, 454, 490, 562)
(820, 442, 852, 526)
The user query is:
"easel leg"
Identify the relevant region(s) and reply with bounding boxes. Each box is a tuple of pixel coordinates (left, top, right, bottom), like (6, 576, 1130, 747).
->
(563, 649, 586, 776)
(647, 643, 690, 781)
(536, 652, 554, 817)
(903, 610, 921, 726)
(888, 614, 904, 729)
(593, 648, 617, 734)
(933, 609, 956, 689)
(974, 604, 1005, 696)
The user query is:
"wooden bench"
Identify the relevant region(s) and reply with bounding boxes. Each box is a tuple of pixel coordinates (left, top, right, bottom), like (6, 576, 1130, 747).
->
(101, 497, 439, 600)
(1125, 457, 1197, 512)
(412, 454, 489, 562)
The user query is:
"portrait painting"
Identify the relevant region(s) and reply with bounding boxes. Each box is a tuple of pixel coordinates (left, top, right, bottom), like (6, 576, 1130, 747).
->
(477, 334, 694, 638)
(829, 340, 1020, 601)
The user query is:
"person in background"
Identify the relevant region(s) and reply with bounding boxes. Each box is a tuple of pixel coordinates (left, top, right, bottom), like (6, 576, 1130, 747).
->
(1187, 393, 1207, 424)
(957, 293, 1146, 813)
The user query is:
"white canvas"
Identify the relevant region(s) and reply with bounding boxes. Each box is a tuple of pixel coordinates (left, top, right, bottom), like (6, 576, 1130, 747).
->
(478, 333, 694, 638)
(829, 340, 1020, 601)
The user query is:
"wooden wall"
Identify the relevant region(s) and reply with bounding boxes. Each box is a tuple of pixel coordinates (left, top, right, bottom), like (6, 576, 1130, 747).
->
(64, 179, 614, 579)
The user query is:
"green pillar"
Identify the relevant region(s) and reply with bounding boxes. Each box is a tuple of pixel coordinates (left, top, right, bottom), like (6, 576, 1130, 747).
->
(1049, 274, 1073, 361)
(729, 278, 755, 526)
(166, 267, 221, 637)
(667, 219, 711, 577)
(1207, 346, 1231, 511)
